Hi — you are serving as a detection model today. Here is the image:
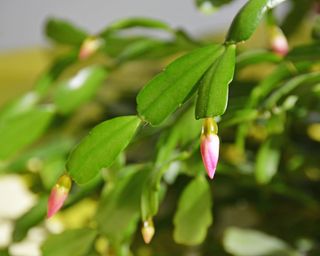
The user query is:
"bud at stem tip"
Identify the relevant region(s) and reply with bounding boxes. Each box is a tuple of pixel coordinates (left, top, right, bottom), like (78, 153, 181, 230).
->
(141, 218, 155, 244)
(200, 118, 220, 179)
(47, 174, 72, 218)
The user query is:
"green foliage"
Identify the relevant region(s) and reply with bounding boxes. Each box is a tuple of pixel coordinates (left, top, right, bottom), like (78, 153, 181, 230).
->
(100, 17, 172, 37)
(67, 116, 141, 184)
(173, 176, 212, 245)
(226, 0, 287, 43)
(0, 106, 54, 159)
(41, 228, 97, 256)
(54, 66, 108, 114)
(12, 196, 47, 242)
(255, 136, 281, 184)
(196, 44, 236, 118)
(96, 166, 149, 242)
(45, 18, 88, 46)
(137, 44, 224, 125)
(236, 49, 281, 69)
(195, 0, 234, 14)
(1, 0, 320, 255)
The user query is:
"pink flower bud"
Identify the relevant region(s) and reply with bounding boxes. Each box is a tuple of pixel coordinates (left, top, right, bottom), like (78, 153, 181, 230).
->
(79, 37, 103, 60)
(47, 174, 72, 218)
(141, 218, 155, 244)
(200, 118, 220, 179)
(268, 26, 289, 57)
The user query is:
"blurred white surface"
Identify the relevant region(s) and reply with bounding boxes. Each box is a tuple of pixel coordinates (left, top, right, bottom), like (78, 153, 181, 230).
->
(0, 175, 35, 219)
(0, 0, 247, 50)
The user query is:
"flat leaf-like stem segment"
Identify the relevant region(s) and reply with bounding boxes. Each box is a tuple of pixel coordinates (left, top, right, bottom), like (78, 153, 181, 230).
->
(137, 44, 224, 125)
(54, 66, 108, 114)
(196, 44, 236, 118)
(100, 17, 172, 38)
(0, 106, 54, 160)
(41, 228, 97, 256)
(173, 176, 212, 245)
(255, 136, 281, 184)
(226, 0, 287, 43)
(96, 167, 149, 241)
(45, 18, 88, 46)
(67, 116, 141, 184)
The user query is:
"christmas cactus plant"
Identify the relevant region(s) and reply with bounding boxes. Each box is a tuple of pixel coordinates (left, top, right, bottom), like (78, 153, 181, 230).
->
(1, 0, 320, 255)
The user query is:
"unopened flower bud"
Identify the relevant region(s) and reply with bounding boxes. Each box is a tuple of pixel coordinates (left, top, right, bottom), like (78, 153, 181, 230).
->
(268, 26, 289, 56)
(141, 218, 155, 244)
(200, 118, 220, 179)
(79, 37, 103, 60)
(47, 174, 72, 218)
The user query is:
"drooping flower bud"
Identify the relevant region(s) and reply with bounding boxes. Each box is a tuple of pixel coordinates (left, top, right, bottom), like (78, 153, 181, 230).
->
(79, 37, 103, 60)
(268, 26, 289, 57)
(47, 174, 72, 218)
(200, 118, 220, 179)
(141, 218, 155, 244)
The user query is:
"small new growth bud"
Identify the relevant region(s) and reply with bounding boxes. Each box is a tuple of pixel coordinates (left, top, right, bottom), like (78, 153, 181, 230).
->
(47, 174, 72, 218)
(200, 118, 220, 179)
(141, 218, 155, 244)
(79, 37, 103, 60)
(268, 26, 289, 57)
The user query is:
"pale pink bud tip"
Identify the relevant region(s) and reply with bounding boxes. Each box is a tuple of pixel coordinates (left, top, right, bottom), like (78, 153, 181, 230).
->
(201, 134, 220, 179)
(269, 27, 289, 57)
(47, 174, 72, 218)
(200, 118, 220, 179)
(79, 37, 103, 60)
(141, 218, 155, 244)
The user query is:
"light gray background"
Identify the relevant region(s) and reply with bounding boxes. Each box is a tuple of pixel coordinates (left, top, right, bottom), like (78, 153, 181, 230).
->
(0, 0, 250, 51)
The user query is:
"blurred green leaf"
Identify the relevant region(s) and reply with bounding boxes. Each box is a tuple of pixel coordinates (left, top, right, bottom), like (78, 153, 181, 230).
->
(195, 0, 233, 13)
(54, 66, 108, 114)
(140, 180, 164, 221)
(196, 44, 236, 118)
(264, 72, 320, 109)
(40, 157, 66, 189)
(236, 50, 281, 69)
(7, 137, 72, 173)
(42, 228, 97, 256)
(35, 51, 78, 95)
(67, 116, 141, 184)
(0, 92, 39, 121)
(221, 109, 258, 128)
(223, 227, 296, 256)
(141, 107, 202, 221)
(256, 136, 281, 184)
(173, 176, 212, 245)
(96, 168, 149, 242)
(0, 248, 9, 256)
(286, 44, 320, 62)
(137, 44, 224, 125)
(0, 106, 55, 160)
(117, 38, 170, 63)
(156, 106, 202, 165)
(248, 62, 311, 107)
(12, 196, 47, 242)
(45, 18, 88, 46)
(226, 0, 287, 43)
(100, 17, 171, 38)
